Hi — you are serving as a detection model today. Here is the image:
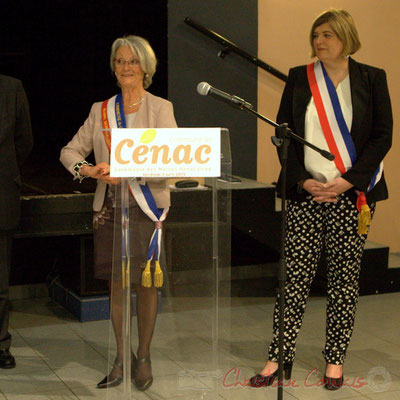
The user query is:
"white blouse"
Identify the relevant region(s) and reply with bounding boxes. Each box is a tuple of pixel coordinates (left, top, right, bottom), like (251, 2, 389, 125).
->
(304, 75, 352, 183)
(125, 111, 137, 127)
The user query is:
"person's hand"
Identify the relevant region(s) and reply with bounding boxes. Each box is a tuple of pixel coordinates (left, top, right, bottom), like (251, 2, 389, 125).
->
(302, 177, 353, 203)
(302, 179, 338, 203)
(324, 177, 353, 196)
(81, 162, 121, 185)
(80, 162, 108, 180)
(98, 163, 121, 185)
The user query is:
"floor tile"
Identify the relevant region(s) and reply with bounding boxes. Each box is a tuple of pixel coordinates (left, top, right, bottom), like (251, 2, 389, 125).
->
(9, 299, 74, 330)
(53, 361, 108, 390)
(346, 366, 400, 397)
(5, 293, 400, 399)
(69, 385, 149, 399)
(15, 323, 80, 342)
(142, 348, 187, 378)
(218, 386, 298, 399)
(140, 373, 213, 399)
(0, 369, 66, 395)
(5, 336, 51, 375)
(365, 389, 400, 399)
(4, 388, 78, 399)
(283, 370, 368, 399)
(66, 319, 110, 340)
(352, 343, 400, 373)
(31, 340, 106, 370)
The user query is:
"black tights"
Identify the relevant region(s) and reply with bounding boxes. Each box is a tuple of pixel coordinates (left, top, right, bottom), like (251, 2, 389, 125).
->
(109, 280, 158, 379)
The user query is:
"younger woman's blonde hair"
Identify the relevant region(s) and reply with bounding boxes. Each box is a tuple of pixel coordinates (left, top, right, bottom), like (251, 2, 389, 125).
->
(309, 9, 361, 58)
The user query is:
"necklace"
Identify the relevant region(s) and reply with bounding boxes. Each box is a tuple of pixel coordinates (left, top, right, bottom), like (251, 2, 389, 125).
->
(126, 97, 144, 108)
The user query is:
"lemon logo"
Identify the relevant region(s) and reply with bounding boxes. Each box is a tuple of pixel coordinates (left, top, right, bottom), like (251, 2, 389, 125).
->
(140, 129, 156, 144)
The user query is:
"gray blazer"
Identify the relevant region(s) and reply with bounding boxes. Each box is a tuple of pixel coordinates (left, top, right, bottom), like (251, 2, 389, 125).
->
(0, 75, 33, 230)
(60, 91, 178, 211)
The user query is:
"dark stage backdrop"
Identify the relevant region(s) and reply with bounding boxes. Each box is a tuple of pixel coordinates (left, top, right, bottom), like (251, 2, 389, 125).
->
(168, 0, 258, 179)
(1, 0, 258, 185)
(1, 0, 260, 288)
(0, 0, 168, 184)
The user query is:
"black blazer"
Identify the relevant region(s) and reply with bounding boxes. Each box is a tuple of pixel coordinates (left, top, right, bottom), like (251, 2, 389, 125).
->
(276, 57, 393, 204)
(0, 74, 33, 230)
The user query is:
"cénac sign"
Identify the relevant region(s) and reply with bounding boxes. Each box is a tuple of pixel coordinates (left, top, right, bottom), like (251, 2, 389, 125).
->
(110, 128, 221, 178)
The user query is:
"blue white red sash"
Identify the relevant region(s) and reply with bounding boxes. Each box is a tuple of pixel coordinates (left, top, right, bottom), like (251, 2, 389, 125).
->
(306, 60, 382, 234)
(128, 180, 168, 287)
(101, 94, 168, 287)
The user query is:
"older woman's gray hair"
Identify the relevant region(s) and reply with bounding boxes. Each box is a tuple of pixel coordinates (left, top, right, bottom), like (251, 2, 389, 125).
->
(110, 35, 157, 89)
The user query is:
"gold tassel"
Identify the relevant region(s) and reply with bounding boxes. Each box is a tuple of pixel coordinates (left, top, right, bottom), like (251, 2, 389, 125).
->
(358, 204, 371, 235)
(141, 260, 152, 287)
(153, 260, 163, 288)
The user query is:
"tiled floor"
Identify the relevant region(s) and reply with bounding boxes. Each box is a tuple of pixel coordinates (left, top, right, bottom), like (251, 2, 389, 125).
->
(2, 291, 400, 399)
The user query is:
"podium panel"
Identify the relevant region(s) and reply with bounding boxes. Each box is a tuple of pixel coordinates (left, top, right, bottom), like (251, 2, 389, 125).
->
(104, 129, 232, 399)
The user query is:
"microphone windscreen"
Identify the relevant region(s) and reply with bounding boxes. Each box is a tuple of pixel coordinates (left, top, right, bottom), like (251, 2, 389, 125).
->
(197, 82, 210, 96)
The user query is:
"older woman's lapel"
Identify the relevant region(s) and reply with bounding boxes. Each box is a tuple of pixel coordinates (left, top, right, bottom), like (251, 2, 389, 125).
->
(132, 92, 150, 129)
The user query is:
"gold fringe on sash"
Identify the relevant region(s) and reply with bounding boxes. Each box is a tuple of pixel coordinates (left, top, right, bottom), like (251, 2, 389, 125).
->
(141, 260, 152, 288)
(358, 204, 371, 235)
(153, 261, 163, 288)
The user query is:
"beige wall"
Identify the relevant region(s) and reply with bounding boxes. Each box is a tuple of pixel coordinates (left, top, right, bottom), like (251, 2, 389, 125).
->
(258, 0, 399, 251)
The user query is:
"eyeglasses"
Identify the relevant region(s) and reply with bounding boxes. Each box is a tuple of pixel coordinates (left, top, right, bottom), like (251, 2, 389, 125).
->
(114, 58, 140, 67)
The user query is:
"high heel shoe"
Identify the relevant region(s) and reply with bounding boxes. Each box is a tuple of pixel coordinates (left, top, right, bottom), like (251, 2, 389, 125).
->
(97, 358, 123, 389)
(249, 363, 293, 388)
(97, 354, 137, 389)
(134, 356, 153, 391)
(324, 364, 343, 390)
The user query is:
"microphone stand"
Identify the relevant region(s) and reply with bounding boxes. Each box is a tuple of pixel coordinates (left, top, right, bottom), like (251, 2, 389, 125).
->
(232, 103, 334, 400)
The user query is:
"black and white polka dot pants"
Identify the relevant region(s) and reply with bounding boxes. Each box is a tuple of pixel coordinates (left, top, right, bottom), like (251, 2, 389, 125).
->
(268, 193, 375, 365)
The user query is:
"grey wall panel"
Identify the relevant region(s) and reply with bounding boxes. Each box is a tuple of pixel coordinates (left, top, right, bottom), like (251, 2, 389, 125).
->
(168, 0, 258, 179)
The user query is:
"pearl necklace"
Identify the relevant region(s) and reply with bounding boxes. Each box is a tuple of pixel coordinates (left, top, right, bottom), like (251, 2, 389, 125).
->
(126, 97, 144, 108)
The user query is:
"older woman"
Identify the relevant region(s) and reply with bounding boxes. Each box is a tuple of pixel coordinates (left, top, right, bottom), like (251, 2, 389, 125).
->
(250, 9, 392, 390)
(60, 35, 177, 391)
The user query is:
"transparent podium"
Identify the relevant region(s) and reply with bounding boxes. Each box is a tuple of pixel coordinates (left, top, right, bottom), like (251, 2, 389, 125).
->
(105, 128, 232, 399)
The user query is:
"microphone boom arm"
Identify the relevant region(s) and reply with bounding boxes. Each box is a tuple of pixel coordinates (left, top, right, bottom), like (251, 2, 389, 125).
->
(185, 17, 288, 82)
(239, 103, 335, 161)
(197, 81, 334, 160)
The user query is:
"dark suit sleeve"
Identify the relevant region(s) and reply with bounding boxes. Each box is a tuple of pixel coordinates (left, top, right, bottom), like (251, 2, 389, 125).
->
(276, 68, 312, 193)
(14, 81, 33, 168)
(342, 69, 392, 192)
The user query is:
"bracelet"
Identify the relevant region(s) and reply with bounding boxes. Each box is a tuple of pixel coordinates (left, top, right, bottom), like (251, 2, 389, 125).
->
(73, 161, 93, 183)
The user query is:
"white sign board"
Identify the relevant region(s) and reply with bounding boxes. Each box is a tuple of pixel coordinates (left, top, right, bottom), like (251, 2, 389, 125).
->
(110, 128, 221, 178)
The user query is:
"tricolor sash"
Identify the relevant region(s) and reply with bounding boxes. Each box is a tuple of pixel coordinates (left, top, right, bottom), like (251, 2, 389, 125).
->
(101, 94, 168, 287)
(306, 60, 383, 234)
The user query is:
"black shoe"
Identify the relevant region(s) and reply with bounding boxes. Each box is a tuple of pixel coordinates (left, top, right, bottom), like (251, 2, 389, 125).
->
(324, 374, 343, 390)
(134, 356, 153, 391)
(0, 349, 16, 369)
(249, 363, 292, 388)
(324, 364, 343, 390)
(97, 355, 137, 389)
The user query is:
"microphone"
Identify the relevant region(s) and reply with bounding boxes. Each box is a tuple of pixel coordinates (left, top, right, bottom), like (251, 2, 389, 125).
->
(197, 82, 253, 109)
(321, 150, 335, 161)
